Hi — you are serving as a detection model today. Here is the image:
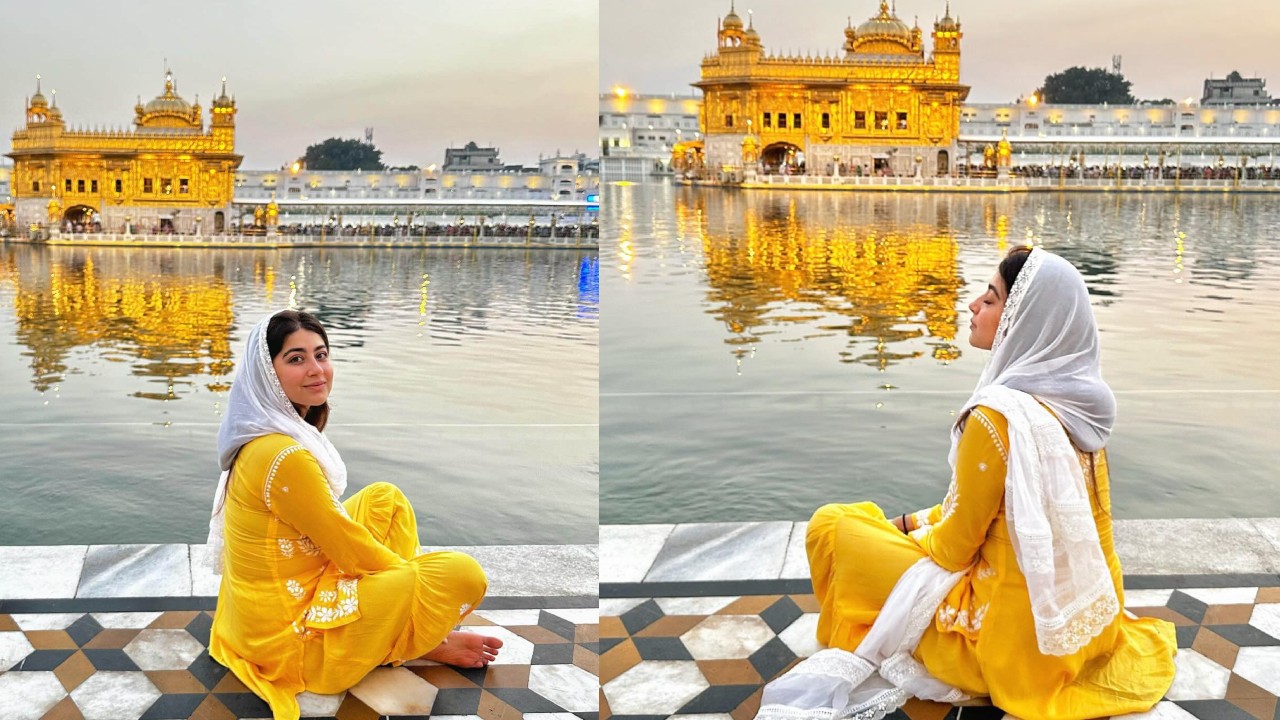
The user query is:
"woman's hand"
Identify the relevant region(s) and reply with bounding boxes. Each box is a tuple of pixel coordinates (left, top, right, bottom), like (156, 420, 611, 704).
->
(891, 513, 912, 534)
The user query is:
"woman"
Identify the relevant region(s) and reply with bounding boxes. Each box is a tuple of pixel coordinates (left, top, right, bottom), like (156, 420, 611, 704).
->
(207, 310, 502, 720)
(757, 247, 1177, 720)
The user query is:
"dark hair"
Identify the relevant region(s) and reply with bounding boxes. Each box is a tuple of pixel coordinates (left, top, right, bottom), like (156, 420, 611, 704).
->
(998, 245, 1034, 298)
(267, 310, 330, 431)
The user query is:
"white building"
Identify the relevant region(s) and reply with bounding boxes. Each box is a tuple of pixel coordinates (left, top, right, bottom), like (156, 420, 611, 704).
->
(599, 91, 701, 178)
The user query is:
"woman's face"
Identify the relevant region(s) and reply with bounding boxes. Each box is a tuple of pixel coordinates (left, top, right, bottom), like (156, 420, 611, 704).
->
(967, 270, 1007, 350)
(271, 328, 333, 415)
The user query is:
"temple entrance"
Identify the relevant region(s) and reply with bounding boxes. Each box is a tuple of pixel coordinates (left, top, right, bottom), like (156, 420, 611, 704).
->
(937, 150, 950, 176)
(159, 218, 175, 233)
(761, 142, 804, 175)
(61, 205, 100, 233)
(873, 157, 893, 176)
(214, 211, 225, 232)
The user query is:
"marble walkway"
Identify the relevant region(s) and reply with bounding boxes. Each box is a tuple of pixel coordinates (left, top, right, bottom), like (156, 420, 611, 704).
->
(0, 543, 599, 720)
(600, 520, 1280, 720)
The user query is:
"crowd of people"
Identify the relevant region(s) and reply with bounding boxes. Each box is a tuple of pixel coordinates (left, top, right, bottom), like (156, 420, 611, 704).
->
(998, 164, 1280, 180)
(269, 222, 599, 239)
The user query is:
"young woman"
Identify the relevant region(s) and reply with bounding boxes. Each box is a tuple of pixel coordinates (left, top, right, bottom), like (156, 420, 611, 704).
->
(757, 247, 1177, 720)
(206, 310, 502, 720)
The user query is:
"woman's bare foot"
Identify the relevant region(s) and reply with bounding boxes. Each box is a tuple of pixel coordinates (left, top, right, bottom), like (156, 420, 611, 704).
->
(422, 631, 503, 668)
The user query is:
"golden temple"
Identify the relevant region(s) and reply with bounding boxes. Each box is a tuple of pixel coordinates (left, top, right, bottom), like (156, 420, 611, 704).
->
(694, 1, 969, 180)
(6, 69, 242, 234)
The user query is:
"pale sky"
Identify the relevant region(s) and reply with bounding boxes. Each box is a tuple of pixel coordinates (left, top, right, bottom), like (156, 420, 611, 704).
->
(3, 0, 598, 170)
(602, 0, 1280, 104)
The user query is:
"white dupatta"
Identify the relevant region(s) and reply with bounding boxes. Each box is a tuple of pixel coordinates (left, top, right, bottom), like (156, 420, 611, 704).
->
(205, 314, 347, 573)
(757, 249, 1119, 719)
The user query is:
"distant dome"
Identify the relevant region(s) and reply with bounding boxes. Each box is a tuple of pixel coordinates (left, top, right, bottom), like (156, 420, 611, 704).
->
(144, 72, 192, 116)
(937, 13, 959, 31)
(723, 6, 743, 30)
(857, 2, 912, 41)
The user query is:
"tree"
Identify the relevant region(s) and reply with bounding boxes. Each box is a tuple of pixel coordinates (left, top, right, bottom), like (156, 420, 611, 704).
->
(1036, 66, 1135, 104)
(301, 138, 386, 171)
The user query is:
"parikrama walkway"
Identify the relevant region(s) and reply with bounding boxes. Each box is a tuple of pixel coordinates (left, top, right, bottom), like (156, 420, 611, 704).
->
(684, 176, 1280, 194)
(0, 232, 598, 250)
(0, 542, 599, 719)
(601, 519, 1280, 720)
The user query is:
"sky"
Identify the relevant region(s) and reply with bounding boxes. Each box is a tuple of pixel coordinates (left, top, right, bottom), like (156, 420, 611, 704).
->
(2, 0, 598, 170)
(601, 0, 1280, 104)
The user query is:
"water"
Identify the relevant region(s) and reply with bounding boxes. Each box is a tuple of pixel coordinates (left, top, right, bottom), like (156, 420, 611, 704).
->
(0, 244, 598, 545)
(601, 182, 1280, 525)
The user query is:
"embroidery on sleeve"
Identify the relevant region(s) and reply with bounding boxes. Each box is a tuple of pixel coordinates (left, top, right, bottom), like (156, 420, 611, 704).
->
(277, 538, 295, 558)
(263, 445, 305, 509)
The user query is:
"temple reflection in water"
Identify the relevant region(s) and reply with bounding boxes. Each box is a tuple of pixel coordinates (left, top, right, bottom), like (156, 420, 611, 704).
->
(677, 188, 965, 369)
(7, 247, 236, 395)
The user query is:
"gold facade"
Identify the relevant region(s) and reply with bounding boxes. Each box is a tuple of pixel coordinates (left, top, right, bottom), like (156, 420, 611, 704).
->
(696, 1, 969, 178)
(7, 71, 241, 231)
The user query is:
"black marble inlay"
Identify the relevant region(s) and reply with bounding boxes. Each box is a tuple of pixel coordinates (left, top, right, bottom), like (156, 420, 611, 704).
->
(186, 650, 231, 690)
(620, 599, 664, 636)
(215, 692, 272, 716)
(64, 613, 103, 647)
(574, 713, 599, 720)
(139, 693, 207, 720)
(1208, 623, 1280, 647)
(1167, 590, 1209, 625)
(600, 637, 627, 654)
(1177, 699, 1258, 720)
(13, 649, 75, 671)
(748, 636, 797, 682)
(955, 705, 1005, 720)
(185, 612, 213, 647)
(759, 595, 804, 634)
(451, 664, 490, 686)
(488, 686, 567, 711)
(537, 609, 577, 641)
(82, 647, 141, 671)
(678, 683, 759, 713)
(1175, 624, 1199, 649)
(632, 636, 693, 661)
(431, 687, 482, 714)
(531, 642, 576, 665)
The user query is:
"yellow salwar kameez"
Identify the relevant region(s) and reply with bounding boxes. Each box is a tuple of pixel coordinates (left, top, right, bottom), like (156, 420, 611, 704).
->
(209, 433, 487, 720)
(808, 407, 1176, 720)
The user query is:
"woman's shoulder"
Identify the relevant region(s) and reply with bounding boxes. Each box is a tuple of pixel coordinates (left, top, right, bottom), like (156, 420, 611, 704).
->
(238, 433, 310, 467)
(962, 405, 1010, 451)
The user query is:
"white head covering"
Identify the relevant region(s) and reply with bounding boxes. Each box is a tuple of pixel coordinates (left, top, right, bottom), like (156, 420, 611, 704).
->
(956, 247, 1119, 656)
(205, 313, 346, 573)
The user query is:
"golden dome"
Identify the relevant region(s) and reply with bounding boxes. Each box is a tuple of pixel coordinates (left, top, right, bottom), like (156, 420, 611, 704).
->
(857, 1, 911, 41)
(723, 1, 744, 30)
(30, 76, 48, 108)
(143, 71, 192, 115)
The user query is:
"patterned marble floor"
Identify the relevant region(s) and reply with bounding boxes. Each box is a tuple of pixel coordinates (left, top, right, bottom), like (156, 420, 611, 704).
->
(0, 605, 599, 719)
(600, 586, 1280, 720)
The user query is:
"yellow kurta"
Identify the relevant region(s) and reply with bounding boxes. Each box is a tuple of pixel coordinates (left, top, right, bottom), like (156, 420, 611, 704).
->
(808, 406, 1176, 719)
(209, 433, 487, 720)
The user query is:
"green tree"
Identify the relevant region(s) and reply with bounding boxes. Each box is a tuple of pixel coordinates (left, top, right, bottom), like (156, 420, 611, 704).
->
(1036, 66, 1135, 104)
(301, 138, 386, 171)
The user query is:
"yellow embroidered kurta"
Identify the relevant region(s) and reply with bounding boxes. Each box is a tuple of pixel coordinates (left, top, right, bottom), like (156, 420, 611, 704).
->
(209, 433, 488, 720)
(808, 406, 1177, 719)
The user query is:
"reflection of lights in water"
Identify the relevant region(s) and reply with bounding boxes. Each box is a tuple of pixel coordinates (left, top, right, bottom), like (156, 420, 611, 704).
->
(578, 256, 600, 319)
(288, 275, 299, 310)
(418, 273, 430, 335)
(1174, 231, 1186, 283)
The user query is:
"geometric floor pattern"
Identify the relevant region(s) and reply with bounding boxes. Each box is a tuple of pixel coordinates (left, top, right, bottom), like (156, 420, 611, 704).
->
(601, 587, 1280, 720)
(0, 607, 598, 719)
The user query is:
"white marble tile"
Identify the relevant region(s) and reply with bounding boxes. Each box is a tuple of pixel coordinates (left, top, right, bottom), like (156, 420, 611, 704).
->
(680, 615, 776, 660)
(1163, 648, 1230, 701)
(1232, 645, 1280, 696)
(603, 660, 709, 715)
(458, 626, 533, 665)
(89, 612, 164, 629)
(1181, 587, 1257, 605)
(69, 671, 161, 720)
(0, 545, 87, 600)
(1112, 702, 1199, 720)
(431, 716, 482, 720)
(1250, 517, 1280, 559)
(645, 522, 792, 582)
(188, 544, 223, 596)
(0, 631, 35, 672)
(347, 667, 437, 715)
(433, 544, 597, 597)
(77, 544, 191, 598)
(122, 629, 206, 671)
(546, 608, 599, 625)
(667, 716, 735, 720)
(297, 691, 344, 717)
(1122, 589, 1173, 608)
(474, 609, 541, 626)
(1114, 519, 1278, 574)
(601, 597, 648, 616)
(0, 671, 67, 720)
(780, 522, 811, 579)
(12, 613, 83, 630)
(777, 613, 822, 658)
(524, 715, 582, 720)
(655, 596, 737, 616)
(600, 524, 674, 583)
(1248, 603, 1280, 641)
(528, 663, 598, 712)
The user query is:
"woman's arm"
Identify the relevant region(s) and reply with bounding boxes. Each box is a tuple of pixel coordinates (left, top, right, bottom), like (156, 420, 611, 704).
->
(910, 407, 1009, 571)
(267, 447, 402, 575)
